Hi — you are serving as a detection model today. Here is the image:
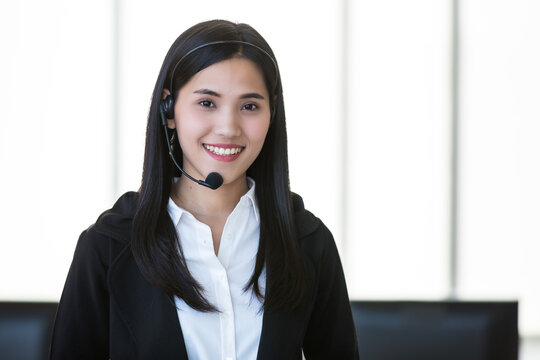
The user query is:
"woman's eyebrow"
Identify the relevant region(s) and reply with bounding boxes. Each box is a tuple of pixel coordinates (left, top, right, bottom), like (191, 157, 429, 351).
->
(240, 93, 265, 100)
(194, 89, 266, 100)
(194, 89, 220, 97)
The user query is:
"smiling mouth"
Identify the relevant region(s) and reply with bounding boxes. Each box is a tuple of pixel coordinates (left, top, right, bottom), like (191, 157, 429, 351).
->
(203, 144, 244, 156)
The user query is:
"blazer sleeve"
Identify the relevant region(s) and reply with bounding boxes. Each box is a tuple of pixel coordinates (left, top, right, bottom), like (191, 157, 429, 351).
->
(49, 228, 110, 359)
(302, 226, 359, 359)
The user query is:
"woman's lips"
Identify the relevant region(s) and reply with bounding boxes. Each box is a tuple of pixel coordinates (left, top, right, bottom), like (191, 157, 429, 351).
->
(203, 143, 244, 162)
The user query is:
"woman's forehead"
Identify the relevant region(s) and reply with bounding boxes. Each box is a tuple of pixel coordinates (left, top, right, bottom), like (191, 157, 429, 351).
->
(179, 58, 269, 98)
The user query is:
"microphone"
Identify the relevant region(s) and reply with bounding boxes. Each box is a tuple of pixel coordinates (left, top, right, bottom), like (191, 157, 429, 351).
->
(203, 172, 224, 190)
(159, 105, 224, 190)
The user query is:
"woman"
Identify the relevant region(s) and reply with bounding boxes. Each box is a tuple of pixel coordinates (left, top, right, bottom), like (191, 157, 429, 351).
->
(50, 20, 358, 359)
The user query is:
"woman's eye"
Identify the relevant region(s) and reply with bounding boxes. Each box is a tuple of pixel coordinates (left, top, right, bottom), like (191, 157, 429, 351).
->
(199, 100, 215, 108)
(242, 103, 258, 111)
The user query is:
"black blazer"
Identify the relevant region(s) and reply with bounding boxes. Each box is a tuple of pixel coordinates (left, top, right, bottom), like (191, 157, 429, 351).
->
(50, 192, 358, 359)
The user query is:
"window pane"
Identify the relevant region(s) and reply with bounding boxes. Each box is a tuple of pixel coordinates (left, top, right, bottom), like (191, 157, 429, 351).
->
(459, 0, 540, 336)
(0, 0, 114, 300)
(345, 0, 452, 299)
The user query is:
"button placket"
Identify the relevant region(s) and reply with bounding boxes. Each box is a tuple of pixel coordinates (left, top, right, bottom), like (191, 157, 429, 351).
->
(216, 267, 236, 360)
(199, 223, 212, 249)
(218, 208, 240, 269)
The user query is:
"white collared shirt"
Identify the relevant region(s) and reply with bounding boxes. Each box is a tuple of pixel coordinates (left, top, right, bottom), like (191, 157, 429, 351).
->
(167, 178, 265, 360)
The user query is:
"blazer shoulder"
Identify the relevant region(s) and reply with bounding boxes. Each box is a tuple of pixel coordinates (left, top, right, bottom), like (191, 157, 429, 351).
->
(292, 192, 321, 237)
(68, 191, 138, 269)
(291, 192, 336, 261)
(92, 191, 139, 244)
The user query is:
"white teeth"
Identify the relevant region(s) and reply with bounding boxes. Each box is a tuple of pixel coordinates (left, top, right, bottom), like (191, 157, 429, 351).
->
(204, 144, 243, 156)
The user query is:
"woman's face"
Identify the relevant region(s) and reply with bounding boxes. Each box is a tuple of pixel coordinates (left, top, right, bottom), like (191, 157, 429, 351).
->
(168, 57, 271, 188)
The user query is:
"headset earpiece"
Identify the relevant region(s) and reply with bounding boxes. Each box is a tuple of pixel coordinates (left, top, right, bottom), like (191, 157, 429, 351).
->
(161, 95, 175, 120)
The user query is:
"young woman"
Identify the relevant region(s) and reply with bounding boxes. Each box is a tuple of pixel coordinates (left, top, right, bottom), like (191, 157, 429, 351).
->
(50, 20, 358, 359)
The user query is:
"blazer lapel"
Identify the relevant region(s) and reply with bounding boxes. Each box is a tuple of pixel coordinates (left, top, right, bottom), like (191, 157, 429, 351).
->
(108, 246, 189, 359)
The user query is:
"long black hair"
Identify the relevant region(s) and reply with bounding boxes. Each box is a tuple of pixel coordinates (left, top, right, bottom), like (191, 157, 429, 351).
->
(132, 20, 305, 312)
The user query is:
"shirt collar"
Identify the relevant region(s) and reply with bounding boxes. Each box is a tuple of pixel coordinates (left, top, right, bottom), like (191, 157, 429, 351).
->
(167, 177, 260, 226)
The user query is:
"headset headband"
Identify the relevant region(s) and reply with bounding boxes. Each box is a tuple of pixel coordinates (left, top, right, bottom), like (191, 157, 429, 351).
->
(168, 40, 279, 94)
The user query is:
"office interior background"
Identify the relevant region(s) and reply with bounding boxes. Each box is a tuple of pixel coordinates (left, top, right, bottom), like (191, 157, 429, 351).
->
(1, 0, 539, 356)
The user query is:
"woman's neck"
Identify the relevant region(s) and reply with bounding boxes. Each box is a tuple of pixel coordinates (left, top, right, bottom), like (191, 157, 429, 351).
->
(171, 175, 249, 219)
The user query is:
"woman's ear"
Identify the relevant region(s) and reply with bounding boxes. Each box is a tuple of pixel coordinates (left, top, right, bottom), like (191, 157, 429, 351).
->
(162, 89, 170, 99)
(162, 89, 176, 129)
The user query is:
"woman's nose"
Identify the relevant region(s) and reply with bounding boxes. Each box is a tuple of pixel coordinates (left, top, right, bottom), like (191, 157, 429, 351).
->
(214, 108, 241, 137)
